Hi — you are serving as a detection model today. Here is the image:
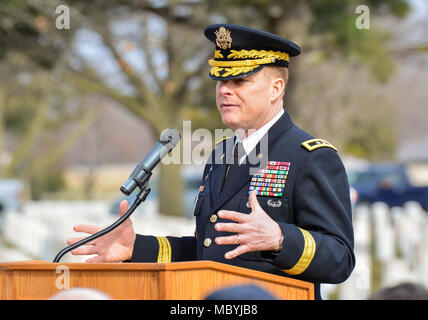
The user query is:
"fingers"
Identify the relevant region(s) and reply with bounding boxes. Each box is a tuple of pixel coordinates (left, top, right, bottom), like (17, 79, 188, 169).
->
(248, 190, 261, 211)
(225, 244, 250, 260)
(215, 234, 247, 259)
(119, 200, 129, 217)
(73, 224, 102, 235)
(214, 221, 244, 233)
(215, 209, 248, 258)
(215, 234, 241, 246)
(71, 245, 98, 256)
(218, 210, 248, 223)
(213, 192, 270, 259)
(215, 234, 251, 259)
(67, 236, 96, 246)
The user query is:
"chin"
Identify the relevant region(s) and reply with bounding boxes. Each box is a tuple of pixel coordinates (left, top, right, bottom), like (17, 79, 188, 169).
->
(221, 116, 239, 130)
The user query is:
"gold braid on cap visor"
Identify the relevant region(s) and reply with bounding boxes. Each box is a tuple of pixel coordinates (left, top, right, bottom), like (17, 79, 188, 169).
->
(209, 49, 290, 78)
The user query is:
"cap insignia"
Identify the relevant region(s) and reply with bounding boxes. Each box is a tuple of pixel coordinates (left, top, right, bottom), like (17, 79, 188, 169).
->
(215, 27, 232, 50)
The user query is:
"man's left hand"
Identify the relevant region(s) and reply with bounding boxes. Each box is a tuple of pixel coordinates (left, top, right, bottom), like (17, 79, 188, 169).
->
(215, 190, 284, 259)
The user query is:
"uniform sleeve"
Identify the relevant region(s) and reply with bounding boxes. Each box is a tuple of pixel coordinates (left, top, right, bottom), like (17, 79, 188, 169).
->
(130, 235, 196, 263)
(262, 148, 355, 284)
(130, 161, 211, 264)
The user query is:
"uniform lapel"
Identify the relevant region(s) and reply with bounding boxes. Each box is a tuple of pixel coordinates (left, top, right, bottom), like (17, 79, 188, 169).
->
(209, 137, 235, 205)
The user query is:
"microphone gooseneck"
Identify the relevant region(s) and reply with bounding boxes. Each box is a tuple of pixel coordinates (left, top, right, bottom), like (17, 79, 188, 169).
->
(53, 186, 151, 263)
(53, 128, 181, 263)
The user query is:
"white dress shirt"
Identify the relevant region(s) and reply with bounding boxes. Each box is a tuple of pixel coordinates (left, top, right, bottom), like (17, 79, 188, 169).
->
(235, 108, 284, 164)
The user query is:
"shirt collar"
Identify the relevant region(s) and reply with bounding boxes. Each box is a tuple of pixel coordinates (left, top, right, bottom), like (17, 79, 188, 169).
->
(235, 108, 284, 164)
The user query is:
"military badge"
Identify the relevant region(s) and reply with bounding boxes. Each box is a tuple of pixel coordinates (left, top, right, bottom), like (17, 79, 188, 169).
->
(301, 138, 337, 152)
(267, 199, 282, 208)
(215, 27, 232, 50)
(248, 161, 290, 197)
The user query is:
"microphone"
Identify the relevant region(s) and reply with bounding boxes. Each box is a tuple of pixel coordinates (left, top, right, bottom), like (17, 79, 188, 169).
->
(52, 128, 181, 263)
(120, 128, 181, 196)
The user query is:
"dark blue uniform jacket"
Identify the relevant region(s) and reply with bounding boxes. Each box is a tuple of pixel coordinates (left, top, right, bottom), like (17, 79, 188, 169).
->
(130, 110, 355, 300)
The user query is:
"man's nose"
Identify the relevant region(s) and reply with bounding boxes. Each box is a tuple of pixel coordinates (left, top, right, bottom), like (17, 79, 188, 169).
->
(217, 80, 233, 95)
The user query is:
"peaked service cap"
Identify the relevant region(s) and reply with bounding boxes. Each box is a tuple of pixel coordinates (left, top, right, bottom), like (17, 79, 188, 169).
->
(204, 23, 301, 80)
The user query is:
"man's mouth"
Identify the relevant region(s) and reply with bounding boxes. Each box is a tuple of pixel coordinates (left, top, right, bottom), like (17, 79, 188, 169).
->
(221, 103, 239, 109)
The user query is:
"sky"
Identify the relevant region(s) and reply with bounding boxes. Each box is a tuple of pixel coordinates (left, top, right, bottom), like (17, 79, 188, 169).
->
(72, 0, 428, 91)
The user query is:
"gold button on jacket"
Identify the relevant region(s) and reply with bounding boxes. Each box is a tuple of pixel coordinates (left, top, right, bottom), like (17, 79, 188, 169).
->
(204, 238, 212, 247)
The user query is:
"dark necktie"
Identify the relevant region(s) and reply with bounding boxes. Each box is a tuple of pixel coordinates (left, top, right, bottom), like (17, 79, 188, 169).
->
(225, 141, 245, 181)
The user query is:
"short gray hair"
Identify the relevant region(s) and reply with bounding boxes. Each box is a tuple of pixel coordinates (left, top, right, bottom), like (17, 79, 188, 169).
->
(265, 66, 288, 98)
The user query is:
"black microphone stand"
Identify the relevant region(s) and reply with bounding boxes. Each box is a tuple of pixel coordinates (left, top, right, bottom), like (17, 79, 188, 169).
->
(53, 174, 152, 263)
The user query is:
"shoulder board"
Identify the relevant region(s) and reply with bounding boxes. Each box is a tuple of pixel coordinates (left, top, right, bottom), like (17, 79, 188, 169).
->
(215, 136, 232, 145)
(301, 139, 337, 152)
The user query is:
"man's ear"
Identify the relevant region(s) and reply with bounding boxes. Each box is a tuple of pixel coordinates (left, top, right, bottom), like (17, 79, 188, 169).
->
(271, 77, 285, 102)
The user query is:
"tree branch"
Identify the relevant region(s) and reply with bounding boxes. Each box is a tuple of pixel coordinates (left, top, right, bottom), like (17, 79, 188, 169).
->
(8, 100, 49, 173)
(95, 27, 161, 110)
(25, 105, 99, 176)
(64, 66, 159, 129)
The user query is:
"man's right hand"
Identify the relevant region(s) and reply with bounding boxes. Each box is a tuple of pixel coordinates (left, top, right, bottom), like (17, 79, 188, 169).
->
(66, 200, 136, 263)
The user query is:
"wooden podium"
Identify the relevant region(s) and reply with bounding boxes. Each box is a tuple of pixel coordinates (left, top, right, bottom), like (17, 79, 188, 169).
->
(0, 260, 314, 300)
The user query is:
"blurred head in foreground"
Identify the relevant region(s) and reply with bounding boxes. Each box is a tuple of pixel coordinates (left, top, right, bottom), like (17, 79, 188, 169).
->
(205, 284, 277, 300)
(48, 287, 112, 300)
(369, 282, 428, 300)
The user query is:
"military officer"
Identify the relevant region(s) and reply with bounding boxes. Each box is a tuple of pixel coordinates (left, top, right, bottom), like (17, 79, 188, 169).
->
(68, 24, 355, 300)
